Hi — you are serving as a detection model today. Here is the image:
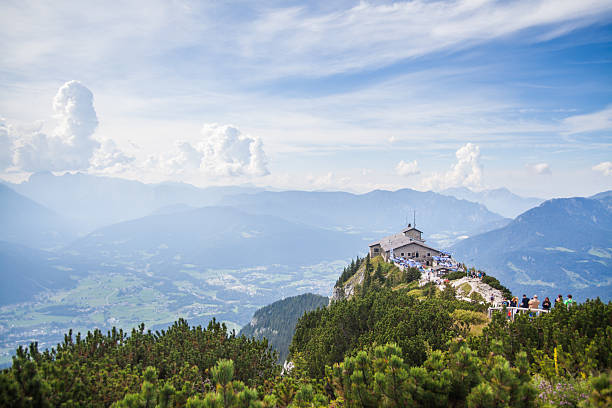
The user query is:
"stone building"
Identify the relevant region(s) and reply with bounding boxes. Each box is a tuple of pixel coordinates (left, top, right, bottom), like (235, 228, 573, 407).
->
(368, 224, 442, 266)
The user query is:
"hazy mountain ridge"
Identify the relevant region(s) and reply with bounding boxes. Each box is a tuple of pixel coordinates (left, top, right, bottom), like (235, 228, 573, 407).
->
(221, 188, 509, 248)
(440, 187, 543, 219)
(0, 184, 78, 249)
(8, 172, 263, 232)
(69, 205, 364, 268)
(452, 196, 612, 300)
(0, 241, 79, 305)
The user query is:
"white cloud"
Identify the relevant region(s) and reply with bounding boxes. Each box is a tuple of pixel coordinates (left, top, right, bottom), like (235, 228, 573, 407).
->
(240, 0, 612, 78)
(199, 124, 268, 177)
(422, 143, 482, 190)
(90, 139, 135, 172)
(159, 124, 269, 178)
(395, 160, 420, 176)
(13, 80, 100, 172)
(166, 141, 204, 173)
(306, 172, 351, 191)
(4, 81, 135, 174)
(593, 161, 612, 176)
(3, 1, 611, 82)
(527, 162, 552, 175)
(562, 105, 612, 134)
(0, 119, 14, 169)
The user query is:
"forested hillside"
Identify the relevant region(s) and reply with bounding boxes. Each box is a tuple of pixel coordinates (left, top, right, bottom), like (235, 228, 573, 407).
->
(239, 293, 328, 363)
(2, 257, 611, 407)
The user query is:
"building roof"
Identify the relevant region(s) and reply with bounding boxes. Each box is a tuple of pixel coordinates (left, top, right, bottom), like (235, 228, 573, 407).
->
(401, 225, 422, 234)
(369, 232, 440, 253)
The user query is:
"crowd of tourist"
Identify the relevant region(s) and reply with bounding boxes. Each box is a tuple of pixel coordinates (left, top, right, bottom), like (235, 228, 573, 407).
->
(500, 293, 575, 310)
(494, 293, 576, 318)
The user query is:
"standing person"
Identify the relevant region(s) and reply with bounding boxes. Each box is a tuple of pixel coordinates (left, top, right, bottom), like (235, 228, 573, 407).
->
(555, 294, 563, 306)
(528, 295, 540, 317)
(510, 297, 518, 307)
(542, 297, 552, 311)
(521, 294, 530, 309)
(564, 294, 575, 307)
(528, 295, 540, 310)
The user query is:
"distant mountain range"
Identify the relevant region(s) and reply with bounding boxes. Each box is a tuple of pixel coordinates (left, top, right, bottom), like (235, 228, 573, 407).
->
(0, 184, 78, 249)
(221, 189, 509, 248)
(240, 293, 329, 363)
(7, 172, 262, 232)
(0, 241, 78, 305)
(452, 194, 612, 301)
(440, 187, 543, 219)
(69, 206, 365, 269)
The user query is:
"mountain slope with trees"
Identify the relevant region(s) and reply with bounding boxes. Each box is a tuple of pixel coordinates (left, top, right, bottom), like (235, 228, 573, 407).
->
(239, 293, 328, 363)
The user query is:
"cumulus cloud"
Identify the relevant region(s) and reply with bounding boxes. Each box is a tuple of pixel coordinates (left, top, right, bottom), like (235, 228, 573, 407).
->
(3, 81, 134, 174)
(199, 124, 269, 177)
(593, 161, 612, 176)
(90, 140, 135, 171)
(395, 160, 420, 176)
(527, 162, 552, 175)
(159, 124, 269, 178)
(422, 143, 482, 190)
(13, 81, 100, 171)
(0, 119, 14, 169)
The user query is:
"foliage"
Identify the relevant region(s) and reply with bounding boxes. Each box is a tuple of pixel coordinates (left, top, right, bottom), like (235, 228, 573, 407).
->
(0, 319, 279, 407)
(458, 282, 472, 296)
(533, 374, 591, 408)
(469, 298, 612, 377)
(2, 257, 611, 407)
(290, 288, 470, 378)
(480, 275, 513, 299)
(451, 309, 488, 326)
(444, 271, 467, 281)
(327, 342, 537, 408)
(335, 256, 364, 288)
(239, 293, 328, 363)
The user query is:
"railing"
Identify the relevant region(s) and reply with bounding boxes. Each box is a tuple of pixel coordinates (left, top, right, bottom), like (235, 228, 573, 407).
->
(487, 306, 550, 320)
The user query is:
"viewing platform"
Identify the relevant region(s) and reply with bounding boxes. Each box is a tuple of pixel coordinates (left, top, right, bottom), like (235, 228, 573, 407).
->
(487, 306, 551, 320)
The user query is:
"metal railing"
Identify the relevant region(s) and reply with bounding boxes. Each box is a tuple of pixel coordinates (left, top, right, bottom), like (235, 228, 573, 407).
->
(487, 306, 550, 320)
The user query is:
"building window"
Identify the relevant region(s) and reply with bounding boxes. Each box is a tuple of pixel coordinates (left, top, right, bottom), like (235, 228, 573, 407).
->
(415, 252, 419, 257)
(427, 252, 431, 257)
(374, 248, 379, 253)
(400, 252, 404, 256)
(407, 252, 411, 256)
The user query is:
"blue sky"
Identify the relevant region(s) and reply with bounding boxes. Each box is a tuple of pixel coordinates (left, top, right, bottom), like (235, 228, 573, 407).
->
(0, 0, 611, 197)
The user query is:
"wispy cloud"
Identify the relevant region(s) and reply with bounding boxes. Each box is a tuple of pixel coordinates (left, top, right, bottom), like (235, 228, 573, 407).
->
(562, 105, 612, 134)
(3, 0, 612, 82)
(237, 0, 612, 78)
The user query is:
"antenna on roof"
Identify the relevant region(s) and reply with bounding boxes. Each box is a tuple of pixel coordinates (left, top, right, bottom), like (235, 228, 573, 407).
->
(413, 210, 416, 228)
